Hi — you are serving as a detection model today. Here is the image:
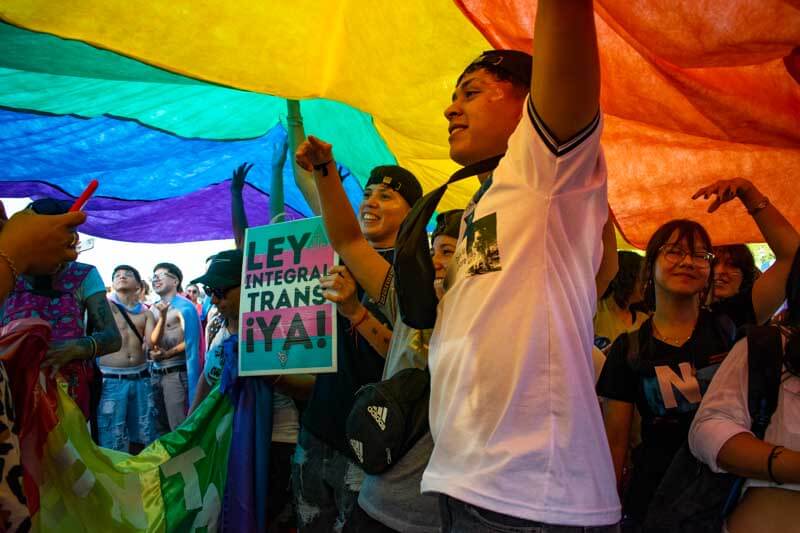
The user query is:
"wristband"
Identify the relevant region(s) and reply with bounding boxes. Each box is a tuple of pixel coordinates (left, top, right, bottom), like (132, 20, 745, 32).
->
(85, 335, 98, 359)
(313, 160, 333, 177)
(348, 307, 369, 333)
(747, 196, 769, 216)
(767, 445, 784, 485)
(0, 247, 19, 283)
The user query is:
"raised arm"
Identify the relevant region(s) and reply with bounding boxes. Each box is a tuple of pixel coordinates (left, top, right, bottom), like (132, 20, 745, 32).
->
(296, 136, 390, 301)
(595, 207, 619, 298)
(231, 163, 253, 250)
(287, 100, 321, 215)
(532, 0, 600, 143)
(694, 178, 800, 324)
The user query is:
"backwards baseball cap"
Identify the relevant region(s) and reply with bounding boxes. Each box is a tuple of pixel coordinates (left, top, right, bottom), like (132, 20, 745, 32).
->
(190, 250, 243, 289)
(112, 264, 142, 285)
(365, 165, 423, 208)
(431, 209, 464, 242)
(457, 49, 533, 89)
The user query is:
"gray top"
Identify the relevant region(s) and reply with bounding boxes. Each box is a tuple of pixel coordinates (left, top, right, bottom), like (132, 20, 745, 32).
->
(358, 269, 439, 532)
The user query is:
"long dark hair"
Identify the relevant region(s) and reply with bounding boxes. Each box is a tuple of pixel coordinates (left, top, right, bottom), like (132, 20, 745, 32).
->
(601, 251, 644, 309)
(714, 244, 758, 295)
(641, 219, 714, 310)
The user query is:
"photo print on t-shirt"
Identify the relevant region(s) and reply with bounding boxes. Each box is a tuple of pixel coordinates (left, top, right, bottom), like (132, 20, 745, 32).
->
(459, 212, 501, 277)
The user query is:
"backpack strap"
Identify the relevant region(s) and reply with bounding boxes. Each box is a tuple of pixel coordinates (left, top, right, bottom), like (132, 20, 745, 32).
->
(746, 325, 784, 439)
(715, 313, 738, 349)
(393, 155, 504, 329)
(112, 302, 145, 346)
(722, 324, 784, 517)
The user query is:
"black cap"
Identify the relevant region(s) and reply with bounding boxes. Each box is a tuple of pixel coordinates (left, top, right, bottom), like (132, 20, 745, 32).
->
(431, 209, 464, 242)
(29, 198, 72, 215)
(458, 50, 533, 88)
(365, 165, 423, 208)
(190, 250, 243, 289)
(113, 264, 142, 285)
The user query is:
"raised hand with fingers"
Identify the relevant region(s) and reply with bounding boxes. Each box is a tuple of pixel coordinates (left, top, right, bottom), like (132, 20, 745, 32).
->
(295, 135, 334, 174)
(319, 265, 361, 320)
(231, 162, 255, 192)
(0, 209, 87, 276)
(692, 178, 762, 213)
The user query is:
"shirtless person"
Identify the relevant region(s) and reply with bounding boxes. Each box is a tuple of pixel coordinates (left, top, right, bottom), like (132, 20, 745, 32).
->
(97, 265, 156, 453)
(149, 262, 191, 434)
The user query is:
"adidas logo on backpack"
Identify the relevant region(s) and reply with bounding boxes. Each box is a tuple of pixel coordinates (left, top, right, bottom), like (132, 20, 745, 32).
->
(367, 405, 388, 430)
(350, 439, 364, 464)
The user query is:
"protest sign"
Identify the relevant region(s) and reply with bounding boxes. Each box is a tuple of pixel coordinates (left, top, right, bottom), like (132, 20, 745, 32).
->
(239, 217, 337, 375)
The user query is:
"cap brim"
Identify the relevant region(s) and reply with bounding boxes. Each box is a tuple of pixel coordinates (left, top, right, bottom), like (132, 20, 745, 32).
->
(189, 273, 239, 288)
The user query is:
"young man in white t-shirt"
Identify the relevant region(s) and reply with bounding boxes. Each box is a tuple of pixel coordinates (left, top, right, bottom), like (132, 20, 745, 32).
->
(423, 1, 621, 530)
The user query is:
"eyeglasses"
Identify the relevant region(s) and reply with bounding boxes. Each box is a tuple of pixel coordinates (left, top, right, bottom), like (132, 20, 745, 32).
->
(204, 285, 236, 300)
(113, 270, 135, 279)
(658, 244, 715, 267)
(151, 272, 178, 282)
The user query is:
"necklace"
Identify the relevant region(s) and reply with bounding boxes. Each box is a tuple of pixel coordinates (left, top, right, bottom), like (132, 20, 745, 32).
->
(652, 321, 694, 346)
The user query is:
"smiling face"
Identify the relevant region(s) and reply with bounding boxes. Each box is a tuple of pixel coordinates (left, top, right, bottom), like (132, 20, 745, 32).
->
(713, 259, 744, 300)
(152, 268, 178, 296)
(444, 68, 527, 166)
(358, 184, 411, 248)
(653, 230, 714, 301)
(431, 234, 457, 299)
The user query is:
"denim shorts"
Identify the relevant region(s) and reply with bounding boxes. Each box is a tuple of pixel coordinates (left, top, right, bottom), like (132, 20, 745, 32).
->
(97, 364, 157, 451)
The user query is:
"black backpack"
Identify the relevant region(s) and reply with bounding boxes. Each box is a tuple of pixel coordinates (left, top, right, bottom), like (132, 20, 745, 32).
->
(643, 325, 784, 533)
(345, 367, 430, 475)
(393, 156, 502, 329)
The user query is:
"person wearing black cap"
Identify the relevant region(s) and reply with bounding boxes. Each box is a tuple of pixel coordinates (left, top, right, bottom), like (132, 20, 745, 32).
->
(419, 2, 619, 532)
(294, 136, 424, 530)
(189, 249, 302, 531)
(97, 265, 157, 453)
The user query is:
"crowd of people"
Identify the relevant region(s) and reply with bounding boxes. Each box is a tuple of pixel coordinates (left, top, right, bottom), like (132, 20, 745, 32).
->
(0, 2, 798, 532)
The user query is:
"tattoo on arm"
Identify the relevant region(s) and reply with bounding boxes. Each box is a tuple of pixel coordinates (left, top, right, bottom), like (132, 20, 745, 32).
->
(86, 293, 122, 356)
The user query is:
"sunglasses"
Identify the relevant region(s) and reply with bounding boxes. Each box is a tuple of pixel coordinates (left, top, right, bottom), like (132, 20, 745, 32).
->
(204, 285, 237, 299)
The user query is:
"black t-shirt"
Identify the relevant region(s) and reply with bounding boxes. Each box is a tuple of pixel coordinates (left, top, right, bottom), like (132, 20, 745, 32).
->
(301, 249, 394, 456)
(596, 289, 755, 519)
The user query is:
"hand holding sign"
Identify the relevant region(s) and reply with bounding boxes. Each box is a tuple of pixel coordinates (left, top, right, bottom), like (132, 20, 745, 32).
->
(295, 135, 333, 172)
(320, 265, 361, 320)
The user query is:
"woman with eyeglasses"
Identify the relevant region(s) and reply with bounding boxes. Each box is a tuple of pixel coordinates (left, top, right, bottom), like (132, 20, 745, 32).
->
(596, 178, 799, 531)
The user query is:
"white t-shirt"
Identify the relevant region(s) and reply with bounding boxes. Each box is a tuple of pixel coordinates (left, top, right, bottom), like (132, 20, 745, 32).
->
(689, 333, 800, 493)
(422, 98, 620, 526)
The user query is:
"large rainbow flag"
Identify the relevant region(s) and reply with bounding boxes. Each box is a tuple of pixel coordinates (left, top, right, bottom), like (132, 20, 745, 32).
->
(0, 319, 234, 531)
(0, 1, 797, 247)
